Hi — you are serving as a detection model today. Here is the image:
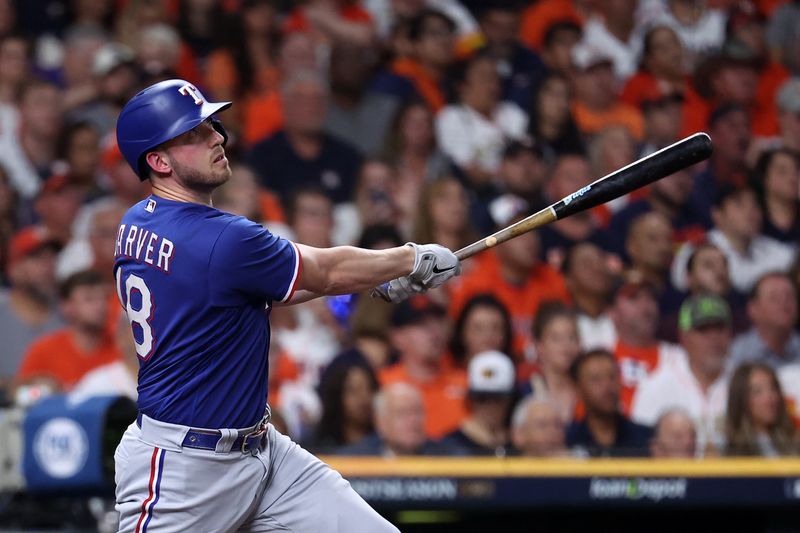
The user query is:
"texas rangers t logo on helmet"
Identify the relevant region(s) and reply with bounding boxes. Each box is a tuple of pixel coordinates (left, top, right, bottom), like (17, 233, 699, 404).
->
(178, 84, 203, 105)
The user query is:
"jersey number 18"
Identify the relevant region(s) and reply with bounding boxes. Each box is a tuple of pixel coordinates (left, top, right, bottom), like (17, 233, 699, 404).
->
(115, 267, 155, 360)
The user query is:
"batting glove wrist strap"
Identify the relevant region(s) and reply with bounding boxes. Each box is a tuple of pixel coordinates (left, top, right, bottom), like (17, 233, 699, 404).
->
(405, 242, 461, 289)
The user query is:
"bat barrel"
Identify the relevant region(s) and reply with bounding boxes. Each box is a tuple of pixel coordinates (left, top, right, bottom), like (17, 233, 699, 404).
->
(553, 132, 713, 220)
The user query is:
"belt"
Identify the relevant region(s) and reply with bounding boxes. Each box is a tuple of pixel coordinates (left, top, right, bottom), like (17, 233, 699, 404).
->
(136, 411, 270, 454)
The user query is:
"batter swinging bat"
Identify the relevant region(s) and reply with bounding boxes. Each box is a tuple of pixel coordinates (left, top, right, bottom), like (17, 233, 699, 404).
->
(372, 131, 713, 301)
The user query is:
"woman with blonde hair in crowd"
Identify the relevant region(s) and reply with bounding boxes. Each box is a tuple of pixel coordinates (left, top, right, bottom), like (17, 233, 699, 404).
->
(725, 362, 799, 457)
(411, 176, 478, 256)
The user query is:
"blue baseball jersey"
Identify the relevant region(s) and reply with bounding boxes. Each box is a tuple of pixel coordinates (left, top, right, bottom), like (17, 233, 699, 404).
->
(113, 195, 300, 429)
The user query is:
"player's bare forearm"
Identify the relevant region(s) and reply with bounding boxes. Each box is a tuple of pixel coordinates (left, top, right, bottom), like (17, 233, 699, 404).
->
(295, 244, 414, 295)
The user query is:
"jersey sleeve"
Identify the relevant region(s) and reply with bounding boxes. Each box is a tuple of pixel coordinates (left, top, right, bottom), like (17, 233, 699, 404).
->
(208, 216, 301, 306)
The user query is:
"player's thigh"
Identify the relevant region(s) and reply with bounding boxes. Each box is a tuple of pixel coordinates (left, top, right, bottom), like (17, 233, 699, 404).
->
(243, 428, 399, 533)
(115, 427, 267, 533)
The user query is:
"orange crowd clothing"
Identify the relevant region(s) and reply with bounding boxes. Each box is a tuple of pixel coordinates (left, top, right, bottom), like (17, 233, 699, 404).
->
(613, 340, 672, 415)
(203, 50, 284, 147)
(620, 72, 708, 138)
(379, 362, 468, 439)
(259, 189, 286, 223)
(17, 329, 122, 391)
(572, 100, 644, 140)
(283, 4, 373, 34)
(448, 251, 571, 358)
(753, 61, 789, 137)
(519, 0, 584, 51)
(390, 58, 447, 112)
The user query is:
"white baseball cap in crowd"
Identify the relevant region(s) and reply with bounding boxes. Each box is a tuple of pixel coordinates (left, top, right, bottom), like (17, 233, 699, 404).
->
(468, 350, 516, 395)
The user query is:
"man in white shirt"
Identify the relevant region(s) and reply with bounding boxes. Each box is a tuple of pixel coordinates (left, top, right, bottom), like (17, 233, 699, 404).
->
(631, 294, 733, 454)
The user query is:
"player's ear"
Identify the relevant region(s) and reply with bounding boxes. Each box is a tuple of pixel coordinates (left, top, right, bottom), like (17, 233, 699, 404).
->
(144, 150, 172, 175)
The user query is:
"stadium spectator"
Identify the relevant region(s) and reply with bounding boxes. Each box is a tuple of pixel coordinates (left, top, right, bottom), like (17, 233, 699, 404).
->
(638, 93, 684, 157)
(67, 42, 140, 139)
(586, 125, 637, 219)
(58, 200, 127, 283)
(435, 53, 528, 187)
(15, 270, 121, 393)
(371, 9, 456, 112)
(213, 163, 285, 225)
(56, 121, 102, 190)
(381, 295, 467, 439)
(632, 295, 734, 453)
(669, 241, 749, 339)
(69, 314, 139, 402)
(566, 349, 653, 457)
(0, 32, 32, 105)
(450, 293, 513, 367)
(307, 355, 379, 454)
(0, 227, 62, 391)
(578, 0, 642, 82)
(33, 174, 84, 248)
(283, 0, 376, 48)
(649, 408, 697, 458)
(526, 72, 584, 160)
(325, 43, 398, 157)
(0, 164, 22, 278)
(345, 159, 400, 243)
(766, 1, 800, 76)
(134, 23, 199, 86)
(644, 0, 727, 68)
(246, 69, 363, 205)
(411, 176, 477, 260)
(510, 397, 569, 457)
(769, 78, 800, 155)
(441, 350, 516, 456)
(99, 139, 150, 209)
(707, 184, 795, 293)
(569, 42, 643, 140)
(58, 26, 108, 114)
(539, 153, 600, 269)
(608, 274, 684, 413)
(203, 0, 283, 147)
(538, 19, 583, 75)
(339, 381, 451, 456)
(730, 272, 800, 371)
(519, 0, 588, 52)
(563, 241, 616, 352)
(448, 201, 570, 357)
(691, 104, 752, 225)
(606, 170, 705, 260)
(382, 101, 450, 231)
(750, 148, 800, 244)
(724, 362, 800, 456)
(0, 78, 63, 199)
(496, 138, 549, 213)
(523, 302, 581, 424)
(476, 1, 545, 110)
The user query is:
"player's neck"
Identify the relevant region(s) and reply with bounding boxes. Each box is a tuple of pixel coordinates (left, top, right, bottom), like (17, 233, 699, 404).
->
(151, 181, 213, 206)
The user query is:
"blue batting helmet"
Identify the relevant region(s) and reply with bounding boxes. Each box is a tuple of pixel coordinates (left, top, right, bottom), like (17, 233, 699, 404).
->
(116, 79, 231, 180)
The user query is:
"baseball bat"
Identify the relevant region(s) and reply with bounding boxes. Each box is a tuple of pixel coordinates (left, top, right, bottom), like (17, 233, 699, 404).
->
(372, 132, 713, 301)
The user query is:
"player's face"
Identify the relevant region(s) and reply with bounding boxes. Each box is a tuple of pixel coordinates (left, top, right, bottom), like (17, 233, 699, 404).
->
(162, 119, 231, 189)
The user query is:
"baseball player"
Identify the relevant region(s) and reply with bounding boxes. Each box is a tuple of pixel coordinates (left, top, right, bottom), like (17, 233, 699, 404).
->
(112, 79, 460, 533)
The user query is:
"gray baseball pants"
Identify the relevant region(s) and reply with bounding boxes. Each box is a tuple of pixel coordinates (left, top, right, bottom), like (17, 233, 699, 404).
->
(115, 415, 399, 532)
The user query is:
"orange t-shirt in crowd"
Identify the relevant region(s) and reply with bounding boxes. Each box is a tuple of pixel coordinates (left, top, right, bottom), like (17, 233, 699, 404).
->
(283, 4, 373, 33)
(620, 72, 708, 139)
(17, 329, 122, 391)
(613, 340, 662, 415)
(379, 361, 468, 439)
(448, 251, 571, 358)
(572, 100, 644, 140)
(519, 0, 584, 51)
(390, 57, 447, 112)
(203, 50, 284, 147)
(753, 61, 789, 137)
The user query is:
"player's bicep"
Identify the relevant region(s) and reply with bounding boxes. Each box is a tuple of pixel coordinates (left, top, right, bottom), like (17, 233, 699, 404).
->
(294, 243, 329, 294)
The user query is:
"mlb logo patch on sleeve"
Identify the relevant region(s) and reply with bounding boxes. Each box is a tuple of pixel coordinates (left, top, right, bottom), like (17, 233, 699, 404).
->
(146, 199, 157, 213)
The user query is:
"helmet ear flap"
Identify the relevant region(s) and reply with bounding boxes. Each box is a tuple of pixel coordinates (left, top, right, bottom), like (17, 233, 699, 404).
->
(211, 119, 229, 147)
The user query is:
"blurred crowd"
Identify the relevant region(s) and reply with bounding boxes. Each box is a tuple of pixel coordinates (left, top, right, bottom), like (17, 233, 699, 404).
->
(2, 0, 800, 460)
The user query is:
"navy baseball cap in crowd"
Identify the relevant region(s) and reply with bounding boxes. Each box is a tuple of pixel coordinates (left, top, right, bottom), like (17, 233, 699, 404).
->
(390, 295, 446, 328)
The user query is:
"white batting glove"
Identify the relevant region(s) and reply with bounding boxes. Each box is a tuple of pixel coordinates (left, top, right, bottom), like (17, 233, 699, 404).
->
(406, 242, 461, 289)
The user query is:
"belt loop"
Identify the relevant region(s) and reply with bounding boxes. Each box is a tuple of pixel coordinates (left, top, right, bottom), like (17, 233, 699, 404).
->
(215, 428, 238, 454)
